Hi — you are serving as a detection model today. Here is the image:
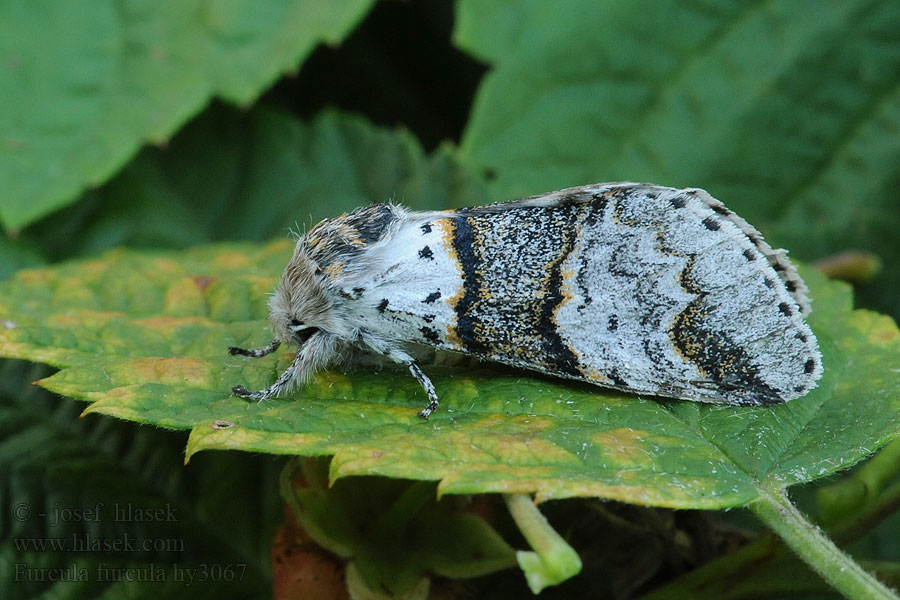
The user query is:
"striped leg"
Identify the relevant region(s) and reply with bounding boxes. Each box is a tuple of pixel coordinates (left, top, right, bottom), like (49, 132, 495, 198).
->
(232, 349, 301, 401)
(229, 339, 281, 358)
(407, 361, 439, 419)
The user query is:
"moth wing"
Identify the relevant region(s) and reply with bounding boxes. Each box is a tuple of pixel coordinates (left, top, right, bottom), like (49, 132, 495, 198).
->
(353, 184, 821, 406)
(350, 214, 466, 351)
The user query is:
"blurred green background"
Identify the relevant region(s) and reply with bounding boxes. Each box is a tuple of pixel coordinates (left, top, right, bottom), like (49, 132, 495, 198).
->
(1, 1, 898, 598)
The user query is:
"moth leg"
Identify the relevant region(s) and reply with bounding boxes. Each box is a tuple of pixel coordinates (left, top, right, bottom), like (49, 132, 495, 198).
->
(229, 339, 281, 358)
(232, 349, 301, 402)
(360, 339, 440, 419)
(407, 361, 439, 420)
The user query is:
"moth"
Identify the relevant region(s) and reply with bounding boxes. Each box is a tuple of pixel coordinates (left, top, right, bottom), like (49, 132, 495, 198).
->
(229, 183, 822, 419)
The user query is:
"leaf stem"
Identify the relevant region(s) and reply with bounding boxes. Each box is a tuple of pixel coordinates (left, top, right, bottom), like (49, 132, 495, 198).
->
(751, 487, 898, 600)
(503, 494, 581, 593)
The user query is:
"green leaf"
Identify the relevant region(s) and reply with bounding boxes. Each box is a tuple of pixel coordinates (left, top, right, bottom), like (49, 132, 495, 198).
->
(0, 0, 375, 230)
(16, 106, 488, 263)
(457, 0, 899, 204)
(0, 240, 899, 511)
(0, 235, 44, 282)
(455, 0, 900, 318)
(139, 105, 489, 237)
(279, 458, 516, 598)
(0, 360, 280, 599)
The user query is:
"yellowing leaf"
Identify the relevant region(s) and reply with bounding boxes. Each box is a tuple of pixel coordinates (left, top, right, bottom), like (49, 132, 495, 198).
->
(1, 246, 899, 510)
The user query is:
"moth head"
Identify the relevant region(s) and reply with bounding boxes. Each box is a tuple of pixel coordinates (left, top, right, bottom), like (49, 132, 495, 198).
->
(267, 244, 334, 347)
(268, 204, 403, 346)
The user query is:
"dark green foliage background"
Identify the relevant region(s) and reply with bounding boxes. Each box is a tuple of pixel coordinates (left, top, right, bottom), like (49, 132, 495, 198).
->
(1, 1, 898, 598)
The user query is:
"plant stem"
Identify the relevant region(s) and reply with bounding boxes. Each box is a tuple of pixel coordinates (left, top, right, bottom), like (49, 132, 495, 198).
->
(751, 486, 898, 600)
(504, 494, 581, 593)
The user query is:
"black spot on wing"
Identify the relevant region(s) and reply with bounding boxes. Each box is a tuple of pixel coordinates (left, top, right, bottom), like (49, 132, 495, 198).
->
(669, 195, 687, 209)
(423, 291, 441, 304)
(609, 371, 628, 388)
(420, 222, 432, 234)
(702, 216, 720, 231)
(746, 231, 763, 246)
(607, 315, 619, 332)
(377, 298, 389, 313)
(418, 245, 434, 260)
(421, 326, 440, 344)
